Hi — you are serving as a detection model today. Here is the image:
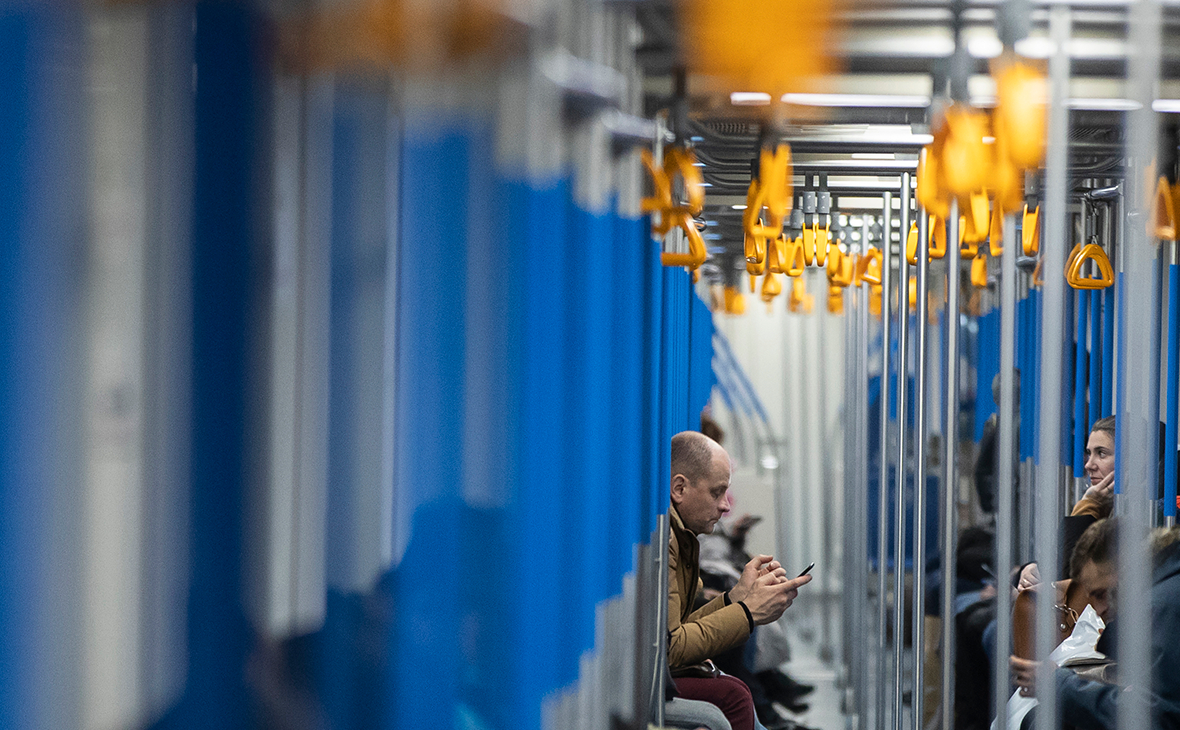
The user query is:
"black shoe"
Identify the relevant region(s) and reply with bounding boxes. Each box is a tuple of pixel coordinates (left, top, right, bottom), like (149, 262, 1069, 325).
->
(756, 669, 816, 702)
(779, 699, 810, 715)
(755, 703, 801, 730)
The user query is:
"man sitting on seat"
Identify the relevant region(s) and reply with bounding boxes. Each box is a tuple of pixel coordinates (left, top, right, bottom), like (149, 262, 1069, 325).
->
(667, 431, 812, 730)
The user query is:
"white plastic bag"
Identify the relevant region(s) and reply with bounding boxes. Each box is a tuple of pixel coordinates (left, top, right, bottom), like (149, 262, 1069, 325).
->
(990, 605, 1106, 730)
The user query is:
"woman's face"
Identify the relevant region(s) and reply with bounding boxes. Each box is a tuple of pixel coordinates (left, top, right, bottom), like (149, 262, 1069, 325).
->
(1084, 429, 1115, 485)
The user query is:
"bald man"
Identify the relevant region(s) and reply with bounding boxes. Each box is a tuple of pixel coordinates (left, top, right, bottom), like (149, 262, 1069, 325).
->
(667, 431, 811, 730)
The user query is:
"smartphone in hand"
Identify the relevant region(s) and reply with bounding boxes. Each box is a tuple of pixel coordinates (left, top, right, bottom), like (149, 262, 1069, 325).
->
(797, 562, 815, 579)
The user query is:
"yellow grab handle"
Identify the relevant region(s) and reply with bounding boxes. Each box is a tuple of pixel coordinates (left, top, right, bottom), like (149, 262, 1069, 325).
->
(858, 246, 883, 285)
(663, 147, 705, 215)
(908, 275, 918, 310)
(766, 235, 785, 274)
(743, 180, 767, 263)
(994, 60, 1047, 170)
(746, 250, 766, 277)
(959, 215, 978, 257)
(759, 144, 793, 231)
(784, 236, 806, 277)
(745, 230, 767, 269)
(906, 221, 919, 265)
(825, 242, 843, 279)
(660, 211, 708, 269)
(916, 143, 950, 219)
(991, 145, 1025, 215)
(964, 191, 990, 244)
(827, 284, 845, 314)
(827, 244, 855, 287)
(942, 104, 991, 199)
(1064, 242, 1082, 275)
(640, 149, 672, 215)
(789, 277, 814, 314)
(814, 223, 830, 267)
(929, 215, 947, 259)
(869, 283, 883, 317)
(723, 286, 746, 315)
(1022, 205, 1040, 256)
(910, 218, 946, 263)
(1154, 177, 1177, 240)
(850, 253, 864, 287)
(802, 225, 816, 266)
(989, 205, 1004, 257)
(970, 253, 988, 288)
(761, 269, 782, 302)
(1066, 243, 1114, 289)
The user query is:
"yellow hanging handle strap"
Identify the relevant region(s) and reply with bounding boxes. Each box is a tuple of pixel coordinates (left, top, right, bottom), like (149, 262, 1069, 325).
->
(783, 236, 806, 277)
(814, 223, 830, 267)
(1154, 176, 1177, 241)
(858, 246, 883, 286)
(826, 243, 855, 287)
(789, 277, 814, 314)
(970, 253, 988, 288)
(989, 205, 1004, 257)
(1022, 205, 1040, 256)
(659, 211, 708, 269)
(643, 146, 708, 270)
(827, 284, 845, 314)
(723, 286, 747, 315)
(1065, 243, 1114, 290)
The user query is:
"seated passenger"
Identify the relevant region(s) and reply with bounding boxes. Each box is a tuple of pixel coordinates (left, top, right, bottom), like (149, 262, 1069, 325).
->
(666, 431, 812, 730)
(1013, 416, 1115, 595)
(1010, 527, 1180, 730)
(1012, 517, 1119, 661)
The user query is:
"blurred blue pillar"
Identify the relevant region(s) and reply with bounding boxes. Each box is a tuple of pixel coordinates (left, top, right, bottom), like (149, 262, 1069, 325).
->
(0, 6, 86, 728)
(388, 106, 471, 727)
(164, 3, 270, 726)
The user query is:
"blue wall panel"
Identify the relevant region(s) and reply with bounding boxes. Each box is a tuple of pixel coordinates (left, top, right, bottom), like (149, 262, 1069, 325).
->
(389, 118, 471, 728)
(157, 5, 267, 727)
(0, 7, 84, 726)
(974, 308, 1000, 441)
(506, 172, 570, 730)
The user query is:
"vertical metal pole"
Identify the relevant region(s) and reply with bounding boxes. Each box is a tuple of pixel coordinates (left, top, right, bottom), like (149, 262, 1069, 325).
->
(1118, 0, 1162, 726)
(911, 205, 931, 730)
(817, 287, 833, 663)
(843, 274, 857, 693)
(1168, 240, 1179, 529)
(993, 211, 1019, 730)
(939, 202, 962, 730)
(1032, 9, 1073, 730)
(877, 194, 895, 730)
(1074, 290, 1090, 503)
(1089, 279, 1102, 428)
(651, 513, 668, 728)
(892, 173, 912, 730)
(858, 222, 873, 729)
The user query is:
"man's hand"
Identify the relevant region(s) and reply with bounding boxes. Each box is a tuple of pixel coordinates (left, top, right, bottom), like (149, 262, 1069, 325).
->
(1081, 471, 1115, 509)
(1011, 656, 1055, 697)
(729, 555, 782, 604)
(742, 572, 813, 625)
(1017, 563, 1041, 593)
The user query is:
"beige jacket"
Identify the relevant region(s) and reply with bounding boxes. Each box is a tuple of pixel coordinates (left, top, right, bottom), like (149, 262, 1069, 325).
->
(667, 506, 752, 668)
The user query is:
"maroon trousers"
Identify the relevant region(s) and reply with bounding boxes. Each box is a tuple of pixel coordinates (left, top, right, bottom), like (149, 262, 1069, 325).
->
(674, 674, 756, 730)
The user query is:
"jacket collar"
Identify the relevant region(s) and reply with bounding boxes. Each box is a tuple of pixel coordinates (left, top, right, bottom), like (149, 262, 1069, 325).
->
(670, 505, 697, 550)
(670, 504, 686, 534)
(1154, 540, 1180, 585)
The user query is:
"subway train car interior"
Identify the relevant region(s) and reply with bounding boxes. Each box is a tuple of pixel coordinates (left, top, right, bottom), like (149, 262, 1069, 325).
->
(6, 1, 1180, 729)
